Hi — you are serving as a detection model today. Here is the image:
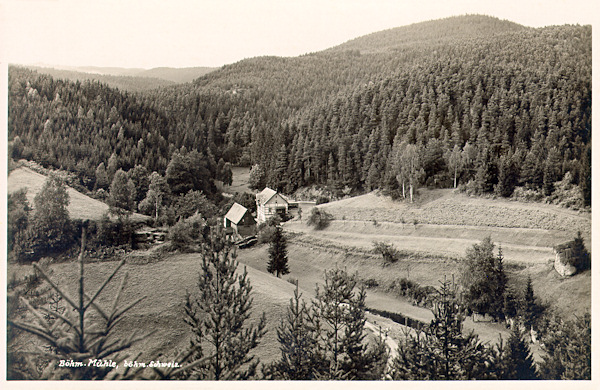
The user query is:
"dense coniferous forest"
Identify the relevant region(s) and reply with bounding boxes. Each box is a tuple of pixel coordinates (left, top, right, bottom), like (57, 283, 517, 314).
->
(8, 15, 592, 209)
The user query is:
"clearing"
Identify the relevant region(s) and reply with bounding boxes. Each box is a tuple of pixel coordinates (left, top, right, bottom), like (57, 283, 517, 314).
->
(7, 167, 150, 223)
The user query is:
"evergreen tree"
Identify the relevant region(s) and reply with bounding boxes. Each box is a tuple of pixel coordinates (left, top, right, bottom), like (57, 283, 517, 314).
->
(311, 268, 388, 380)
(539, 313, 591, 380)
(580, 144, 591, 207)
(267, 225, 290, 278)
(268, 283, 324, 379)
(94, 162, 110, 190)
(568, 231, 590, 271)
(182, 230, 267, 380)
(272, 144, 289, 192)
(499, 327, 538, 379)
(8, 189, 30, 254)
(128, 164, 150, 205)
(390, 278, 489, 380)
(426, 278, 489, 379)
(495, 154, 519, 197)
(520, 276, 538, 330)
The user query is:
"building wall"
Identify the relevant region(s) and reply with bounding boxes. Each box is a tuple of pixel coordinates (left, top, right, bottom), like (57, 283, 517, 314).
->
(257, 194, 288, 223)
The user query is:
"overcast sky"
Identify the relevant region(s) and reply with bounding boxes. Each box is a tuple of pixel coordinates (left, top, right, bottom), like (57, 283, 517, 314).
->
(1, 0, 597, 69)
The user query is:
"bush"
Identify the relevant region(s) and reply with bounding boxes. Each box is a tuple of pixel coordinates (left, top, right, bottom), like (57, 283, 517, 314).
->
(257, 220, 278, 244)
(315, 196, 330, 205)
(306, 208, 332, 230)
(363, 278, 379, 288)
(91, 213, 135, 249)
(511, 186, 544, 202)
(390, 278, 438, 308)
(372, 241, 400, 265)
(168, 213, 207, 251)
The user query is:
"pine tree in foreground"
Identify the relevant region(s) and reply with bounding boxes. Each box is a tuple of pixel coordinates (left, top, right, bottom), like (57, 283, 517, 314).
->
(267, 283, 324, 379)
(390, 277, 489, 380)
(538, 312, 591, 380)
(311, 268, 388, 380)
(267, 225, 290, 278)
(8, 225, 149, 379)
(499, 327, 538, 379)
(181, 230, 267, 380)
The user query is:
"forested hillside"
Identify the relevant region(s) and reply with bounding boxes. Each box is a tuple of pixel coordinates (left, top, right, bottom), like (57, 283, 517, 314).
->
(8, 15, 592, 208)
(23, 66, 177, 92)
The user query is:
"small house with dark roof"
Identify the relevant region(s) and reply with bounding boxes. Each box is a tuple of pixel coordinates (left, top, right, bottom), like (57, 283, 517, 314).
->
(256, 187, 289, 223)
(224, 202, 256, 236)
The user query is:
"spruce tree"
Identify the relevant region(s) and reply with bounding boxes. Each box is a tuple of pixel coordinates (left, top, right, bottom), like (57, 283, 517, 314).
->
(520, 276, 538, 330)
(500, 327, 538, 379)
(390, 277, 489, 380)
(182, 230, 267, 380)
(539, 313, 591, 380)
(311, 268, 388, 380)
(267, 225, 290, 278)
(269, 283, 324, 379)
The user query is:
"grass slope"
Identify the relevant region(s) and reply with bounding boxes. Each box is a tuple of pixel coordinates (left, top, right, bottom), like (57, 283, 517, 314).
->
(290, 189, 591, 264)
(9, 248, 399, 368)
(7, 167, 149, 222)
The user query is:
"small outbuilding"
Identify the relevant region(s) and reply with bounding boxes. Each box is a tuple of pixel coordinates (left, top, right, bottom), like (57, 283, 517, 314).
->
(224, 202, 256, 237)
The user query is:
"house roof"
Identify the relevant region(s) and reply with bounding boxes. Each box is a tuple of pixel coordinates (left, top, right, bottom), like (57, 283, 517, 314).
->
(256, 187, 287, 206)
(224, 202, 249, 224)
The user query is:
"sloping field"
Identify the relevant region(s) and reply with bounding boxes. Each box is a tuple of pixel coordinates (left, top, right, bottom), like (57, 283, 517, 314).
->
(9, 254, 294, 364)
(9, 251, 401, 367)
(288, 189, 591, 264)
(224, 167, 253, 194)
(7, 167, 149, 222)
(319, 190, 590, 234)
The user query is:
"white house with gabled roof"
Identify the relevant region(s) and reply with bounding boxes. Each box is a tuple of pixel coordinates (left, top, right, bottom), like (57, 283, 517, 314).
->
(256, 187, 289, 223)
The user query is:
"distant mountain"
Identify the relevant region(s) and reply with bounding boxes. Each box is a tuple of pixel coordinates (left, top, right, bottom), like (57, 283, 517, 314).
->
(137, 67, 216, 83)
(23, 66, 176, 92)
(22, 65, 217, 92)
(60, 65, 217, 83)
(328, 14, 527, 54)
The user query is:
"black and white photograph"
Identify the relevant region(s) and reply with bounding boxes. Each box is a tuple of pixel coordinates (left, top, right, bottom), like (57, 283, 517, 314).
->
(1, 0, 596, 387)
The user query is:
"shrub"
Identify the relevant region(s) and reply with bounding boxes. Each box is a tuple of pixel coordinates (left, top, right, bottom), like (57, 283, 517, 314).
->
(306, 208, 332, 230)
(168, 213, 206, 251)
(363, 278, 379, 288)
(257, 222, 277, 244)
(511, 186, 544, 202)
(315, 196, 330, 205)
(373, 241, 400, 265)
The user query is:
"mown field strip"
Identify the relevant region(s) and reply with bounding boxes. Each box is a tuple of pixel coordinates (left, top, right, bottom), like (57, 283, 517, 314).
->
(285, 224, 555, 264)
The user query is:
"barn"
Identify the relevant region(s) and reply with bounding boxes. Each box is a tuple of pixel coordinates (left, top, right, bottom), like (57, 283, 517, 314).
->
(256, 187, 289, 223)
(223, 202, 256, 236)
